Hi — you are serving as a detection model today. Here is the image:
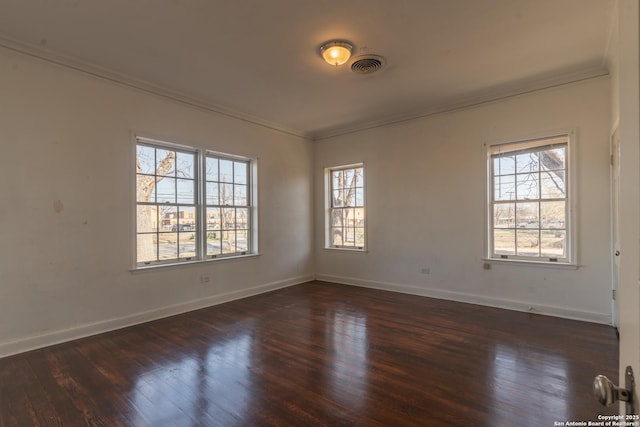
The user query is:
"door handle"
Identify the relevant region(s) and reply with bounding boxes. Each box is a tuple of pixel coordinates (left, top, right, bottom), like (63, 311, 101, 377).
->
(593, 366, 635, 415)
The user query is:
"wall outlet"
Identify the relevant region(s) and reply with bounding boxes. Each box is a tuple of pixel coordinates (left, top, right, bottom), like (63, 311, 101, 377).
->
(483, 263, 491, 270)
(420, 268, 430, 275)
(200, 275, 210, 284)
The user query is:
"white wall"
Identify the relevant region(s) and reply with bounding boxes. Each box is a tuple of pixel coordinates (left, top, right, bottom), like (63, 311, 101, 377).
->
(315, 77, 613, 323)
(0, 47, 315, 356)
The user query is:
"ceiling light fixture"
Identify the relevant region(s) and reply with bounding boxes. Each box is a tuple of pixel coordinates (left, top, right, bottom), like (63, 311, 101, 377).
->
(320, 40, 353, 66)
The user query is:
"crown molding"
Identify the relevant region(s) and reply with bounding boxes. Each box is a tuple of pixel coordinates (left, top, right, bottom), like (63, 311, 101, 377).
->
(0, 34, 610, 143)
(312, 66, 610, 141)
(0, 35, 312, 140)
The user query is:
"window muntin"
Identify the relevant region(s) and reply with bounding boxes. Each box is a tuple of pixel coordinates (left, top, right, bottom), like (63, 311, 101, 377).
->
(327, 164, 365, 250)
(135, 137, 255, 267)
(489, 135, 570, 263)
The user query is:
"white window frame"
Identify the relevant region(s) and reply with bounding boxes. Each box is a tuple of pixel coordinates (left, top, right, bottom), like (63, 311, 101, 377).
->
(133, 135, 258, 268)
(485, 130, 577, 266)
(325, 163, 366, 251)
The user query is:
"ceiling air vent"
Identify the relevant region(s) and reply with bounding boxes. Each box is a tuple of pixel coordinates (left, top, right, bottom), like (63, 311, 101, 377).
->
(350, 55, 386, 75)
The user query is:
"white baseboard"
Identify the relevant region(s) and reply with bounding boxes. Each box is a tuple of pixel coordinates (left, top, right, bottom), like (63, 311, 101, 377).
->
(0, 274, 313, 358)
(316, 274, 611, 325)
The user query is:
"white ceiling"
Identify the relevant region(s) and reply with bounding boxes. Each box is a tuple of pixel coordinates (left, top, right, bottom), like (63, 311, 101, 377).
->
(0, 0, 615, 139)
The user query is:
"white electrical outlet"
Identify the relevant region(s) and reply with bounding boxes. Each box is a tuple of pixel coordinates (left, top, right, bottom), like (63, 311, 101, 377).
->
(200, 275, 210, 284)
(420, 268, 430, 275)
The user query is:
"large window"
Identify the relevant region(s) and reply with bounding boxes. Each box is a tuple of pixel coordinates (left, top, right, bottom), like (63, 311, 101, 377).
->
(488, 134, 572, 263)
(326, 164, 366, 250)
(135, 136, 255, 267)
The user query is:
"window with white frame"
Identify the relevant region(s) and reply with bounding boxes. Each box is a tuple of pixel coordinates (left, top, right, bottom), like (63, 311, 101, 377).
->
(326, 164, 365, 250)
(488, 134, 572, 263)
(135, 136, 255, 267)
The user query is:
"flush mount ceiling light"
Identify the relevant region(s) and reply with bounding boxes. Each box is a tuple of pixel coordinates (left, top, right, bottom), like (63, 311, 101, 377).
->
(319, 40, 353, 66)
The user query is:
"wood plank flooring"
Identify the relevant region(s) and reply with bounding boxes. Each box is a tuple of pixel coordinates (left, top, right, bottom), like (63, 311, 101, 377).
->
(0, 281, 618, 426)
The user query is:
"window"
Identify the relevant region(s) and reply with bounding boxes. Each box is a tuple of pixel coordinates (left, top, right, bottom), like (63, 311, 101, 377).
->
(204, 155, 250, 257)
(135, 136, 256, 267)
(487, 134, 572, 263)
(326, 164, 366, 250)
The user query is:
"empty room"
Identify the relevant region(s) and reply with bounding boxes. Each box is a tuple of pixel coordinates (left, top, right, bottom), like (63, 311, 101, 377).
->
(1, 1, 639, 426)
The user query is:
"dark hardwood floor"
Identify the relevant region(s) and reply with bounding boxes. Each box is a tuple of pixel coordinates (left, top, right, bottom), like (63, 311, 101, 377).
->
(0, 281, 618, 426)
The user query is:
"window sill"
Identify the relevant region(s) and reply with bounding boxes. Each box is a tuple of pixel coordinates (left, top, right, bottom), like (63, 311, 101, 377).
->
(131, 253, 261, 273)
(482, 258, 579, 269)
(324, 247, 368, 254)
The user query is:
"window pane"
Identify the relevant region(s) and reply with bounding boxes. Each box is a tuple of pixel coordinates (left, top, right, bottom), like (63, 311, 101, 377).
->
(156, 177, 176, 204)
(161, 206, 177, 231)
(353, 208, 365, 227)
(137, 145, 156, 174)
(206, 157, 219, 181)
(494, 156, 515, 175)
(206, 182, 220, 205)
(354, 228, 365, 247)
(158, 233, 178, 260)
(516, 202, 539, 229)
(494, 229, 515, 255)
(137, 234, 157, 263)
(177, 206, 196, 231)
(137, 175, 157, 202)
(207, 207, 221, 230)
(222, 207, 235, 229)
(516, 230, 539, 257)
(516, 152, 539, 173)
(540, 201, 566, 229)
(177, 179, 195, 204)
(494, 203, 515, 229)
(332, 170, 343, 190)
(220, 183, 233, 205)
(237, 230, 248, 252)
(494, 175, 516, 201)
(236, 208, 249, 229)
(156, 149, 176, 176)
(352, 168, 363, 188)
(343, 169, 355, 187)
(222, 230, 236, 254)
(332, 189, 344, 208)
(207, 231, 222, 256)
(516, 173, 539, 200)
(345, 188, 359, 207)
(220, 159, 233, 183)
(541, 147, 565, 171)
(331, 227, 344, 246)
(540, 171, 565, 199)
(137, 205, 158, 233)
(178, 232, 196, 259)
(331, 209, 343, 227)
(234, 184, 247, 206)
(343, 209, 354, 232)
(234, 161, 248, 185)
(541, 230, 566, 258)
(344, 225, 355, 244)
(355, 188, 364, 206)
(176, 151, 195, 179)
